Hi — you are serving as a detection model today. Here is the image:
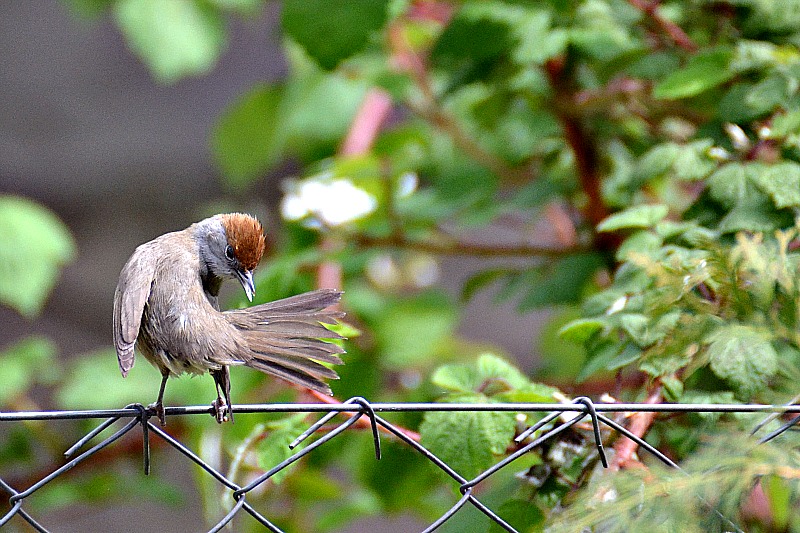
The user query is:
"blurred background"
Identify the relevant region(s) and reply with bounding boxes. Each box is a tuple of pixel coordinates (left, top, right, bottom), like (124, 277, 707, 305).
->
(1, 2, 549, 531)
(5, 1, 800, 531)
(0, 0, 546, 376)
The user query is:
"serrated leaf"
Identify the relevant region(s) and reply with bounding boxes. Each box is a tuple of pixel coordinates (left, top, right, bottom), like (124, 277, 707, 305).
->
(653, 48, 734, 99)
(0, 196, 76, 317)
(211, 83, 287, 189)
(621, 311, 680, 347)
(419, 394, 516, 479)
(431, 353, 534, 396)
(114, 0, 226, 83)
(751, 162, 800, 208)
(282, 0, 389, 70)
(707, 324, 778, 397)
(597, 204, 668, 232)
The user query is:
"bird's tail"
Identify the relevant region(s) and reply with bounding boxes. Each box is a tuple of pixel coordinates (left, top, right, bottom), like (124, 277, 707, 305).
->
(223, 288, 345, 395)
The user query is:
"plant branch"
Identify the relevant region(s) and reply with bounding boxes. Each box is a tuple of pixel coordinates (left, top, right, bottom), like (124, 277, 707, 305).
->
(354, 232, 587, 258)
(388, 20, 533, 185)
(301, 387, 421, 442)
(544, 57, 620, 253)
(610, 384, 663, 470)
(628, 0, 698, 52)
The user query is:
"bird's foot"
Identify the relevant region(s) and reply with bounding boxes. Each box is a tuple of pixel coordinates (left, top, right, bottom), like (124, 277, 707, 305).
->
(148, 401, 167, 427)
(211, 397, 231, 424)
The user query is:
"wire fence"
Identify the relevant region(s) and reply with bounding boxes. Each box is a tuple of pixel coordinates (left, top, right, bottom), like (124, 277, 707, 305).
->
(1, 398, 800, 532)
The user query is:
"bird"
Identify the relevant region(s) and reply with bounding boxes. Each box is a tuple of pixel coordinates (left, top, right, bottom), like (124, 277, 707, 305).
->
(112, 213, 344, 425)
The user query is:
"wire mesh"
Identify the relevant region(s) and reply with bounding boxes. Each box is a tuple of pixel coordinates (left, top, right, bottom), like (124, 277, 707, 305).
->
(1, 398, 799, 532)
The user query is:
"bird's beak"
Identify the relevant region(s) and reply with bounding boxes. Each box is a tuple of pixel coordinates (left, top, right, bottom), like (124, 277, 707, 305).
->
(236, 269, 256, 302)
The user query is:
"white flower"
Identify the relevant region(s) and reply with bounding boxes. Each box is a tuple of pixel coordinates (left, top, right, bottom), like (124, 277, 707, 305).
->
(281, 176, 377, 226)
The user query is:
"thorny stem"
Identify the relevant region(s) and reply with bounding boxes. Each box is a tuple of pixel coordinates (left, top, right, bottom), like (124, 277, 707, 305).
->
(627, 0, 698, 52)
(611, 384, 664, 470)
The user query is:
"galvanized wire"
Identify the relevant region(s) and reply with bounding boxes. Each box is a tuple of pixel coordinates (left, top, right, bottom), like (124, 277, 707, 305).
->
(1, 399, 798, 532)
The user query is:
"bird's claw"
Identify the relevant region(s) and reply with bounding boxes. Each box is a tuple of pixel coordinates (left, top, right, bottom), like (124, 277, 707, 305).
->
(211, 397, 230, 424)
(148, 401, 167, 427)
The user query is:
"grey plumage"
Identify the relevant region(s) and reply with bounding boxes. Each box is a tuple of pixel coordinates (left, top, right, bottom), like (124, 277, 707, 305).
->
(112, 214, 344, 424)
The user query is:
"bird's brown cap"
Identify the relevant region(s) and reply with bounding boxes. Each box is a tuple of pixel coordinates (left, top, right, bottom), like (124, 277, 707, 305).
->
(220, 213, 266, 271)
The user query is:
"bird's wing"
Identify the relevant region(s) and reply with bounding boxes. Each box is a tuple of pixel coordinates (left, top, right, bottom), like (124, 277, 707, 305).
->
(113, 244, 157, 377)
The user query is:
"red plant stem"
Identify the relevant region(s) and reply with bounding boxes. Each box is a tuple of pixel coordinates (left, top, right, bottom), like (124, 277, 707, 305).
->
(544, 58, 620, 253)
(302, 387, 421, 442)
(339, 89, 393, 157)
(611, 385, 663, 470)
(627, 0, 698, 52)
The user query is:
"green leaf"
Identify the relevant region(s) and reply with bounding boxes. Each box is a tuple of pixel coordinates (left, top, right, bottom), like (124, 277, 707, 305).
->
(597, 204, 669, 232)
(621, 311, 680, 347)
(257, 414, 309, 485)
(430, 353, 546, 398)
(633, 142, 680, 182)
(0, 196, 76, 317)
(490, 499, 546, 533)
(751, 162, 800, 208)
(706, 162, 751, 208)
(653, 47, 734, 99)
(282, 0, 390, 70)
(706, 324, 778, 397)
(769, 110, 800, 138)
(577, 342, 620, 382)
(517, 253, 605, 311)
(616, 230, 663, 261)
(114, 0, 226, 83)
(672, 139, 716, 181)
(558, 318, 607, 344)
(419, 394, 516, 479)
(431, 7, 515, 86)
(0, 337, 58, 404)
(461, 268, 510, 302)
(211, 83, 287, 189)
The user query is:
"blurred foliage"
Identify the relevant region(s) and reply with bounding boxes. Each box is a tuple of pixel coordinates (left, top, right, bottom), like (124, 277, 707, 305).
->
(1, 0, 799, 530)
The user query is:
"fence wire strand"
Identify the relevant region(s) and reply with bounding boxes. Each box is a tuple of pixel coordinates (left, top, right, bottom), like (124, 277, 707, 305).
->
(1, 399, 799, 532)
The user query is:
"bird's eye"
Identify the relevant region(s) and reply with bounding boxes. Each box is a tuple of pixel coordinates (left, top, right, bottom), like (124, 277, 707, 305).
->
(225, 245, 235, 261)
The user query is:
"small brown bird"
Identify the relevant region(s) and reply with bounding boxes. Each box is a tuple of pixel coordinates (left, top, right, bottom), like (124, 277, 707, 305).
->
(113, 213, 344, 424)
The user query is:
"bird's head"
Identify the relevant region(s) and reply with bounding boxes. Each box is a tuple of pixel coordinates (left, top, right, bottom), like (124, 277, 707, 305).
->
(196, 213, 266, 301)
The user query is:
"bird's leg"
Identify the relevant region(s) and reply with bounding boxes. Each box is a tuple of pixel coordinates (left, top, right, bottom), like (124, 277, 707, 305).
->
(211, 367, 233, 424)
(148, 372, 169, 427)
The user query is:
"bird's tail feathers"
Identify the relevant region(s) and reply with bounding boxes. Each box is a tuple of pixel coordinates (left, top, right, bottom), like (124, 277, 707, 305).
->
(224, 289, 344, 395)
